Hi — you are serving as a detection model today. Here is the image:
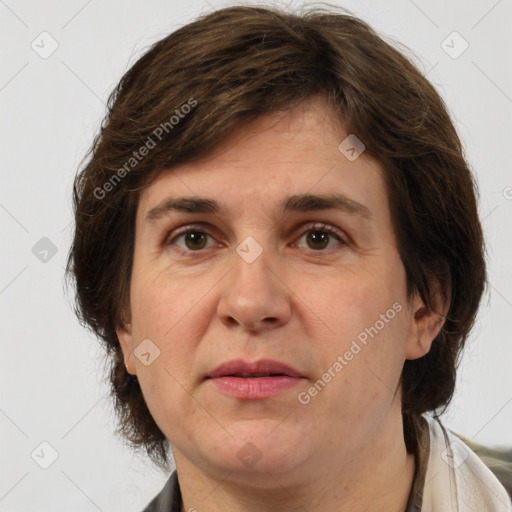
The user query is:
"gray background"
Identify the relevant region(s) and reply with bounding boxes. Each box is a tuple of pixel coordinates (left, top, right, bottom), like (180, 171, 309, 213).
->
(1, 0, 511, 510)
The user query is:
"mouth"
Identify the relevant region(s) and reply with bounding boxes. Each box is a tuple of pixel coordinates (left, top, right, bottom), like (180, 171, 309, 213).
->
(207, 358, 303, 379)
(227, 373, 289, 378)
(206, 359, 305, 399)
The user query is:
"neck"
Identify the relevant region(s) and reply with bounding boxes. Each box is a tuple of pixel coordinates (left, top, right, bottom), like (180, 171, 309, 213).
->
(175, 408, 415, 512)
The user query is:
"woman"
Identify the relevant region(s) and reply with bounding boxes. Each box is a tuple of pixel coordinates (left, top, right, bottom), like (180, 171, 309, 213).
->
(66, 6, 511, 511)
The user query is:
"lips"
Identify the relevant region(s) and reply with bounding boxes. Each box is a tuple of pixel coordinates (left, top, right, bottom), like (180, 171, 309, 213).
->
(207, 358, 303, 379)
(206, 359, 305, 399)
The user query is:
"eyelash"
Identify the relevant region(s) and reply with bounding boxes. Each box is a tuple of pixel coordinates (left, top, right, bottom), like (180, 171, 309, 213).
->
(163, 222, 348, 254)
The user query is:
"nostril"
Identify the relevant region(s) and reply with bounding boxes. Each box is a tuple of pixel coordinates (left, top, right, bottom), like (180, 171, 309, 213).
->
(226, 317, 238, 327)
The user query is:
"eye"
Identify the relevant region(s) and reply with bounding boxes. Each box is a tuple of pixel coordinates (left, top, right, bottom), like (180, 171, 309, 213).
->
(167, 227, 217, 252)
(164, 222, 347, 254)
(294, 222, 347, 251)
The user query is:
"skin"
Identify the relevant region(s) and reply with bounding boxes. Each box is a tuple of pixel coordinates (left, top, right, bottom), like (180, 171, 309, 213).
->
(117, 97, 447, 512)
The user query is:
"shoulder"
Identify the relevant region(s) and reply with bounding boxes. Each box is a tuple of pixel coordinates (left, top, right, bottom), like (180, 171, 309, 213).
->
(141, 470, 182, 512)
(421, 415, 512, 511)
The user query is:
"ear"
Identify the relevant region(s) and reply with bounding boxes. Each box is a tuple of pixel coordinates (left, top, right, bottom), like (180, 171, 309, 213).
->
(116, 321, 137, 375)
(406, 282, 450, 360)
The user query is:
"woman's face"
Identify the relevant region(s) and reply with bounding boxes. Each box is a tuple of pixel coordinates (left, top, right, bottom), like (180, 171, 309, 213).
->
(118, 98, 428, 484)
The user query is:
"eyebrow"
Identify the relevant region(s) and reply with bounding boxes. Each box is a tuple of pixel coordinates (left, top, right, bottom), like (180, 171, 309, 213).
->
(145, 193, 372, 224)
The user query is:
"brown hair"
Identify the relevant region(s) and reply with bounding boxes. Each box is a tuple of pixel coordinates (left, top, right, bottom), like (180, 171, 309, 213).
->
(66, 5, 486, 469)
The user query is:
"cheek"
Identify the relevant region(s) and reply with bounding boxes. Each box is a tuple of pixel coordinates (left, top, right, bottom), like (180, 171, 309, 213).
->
(128, 267, 224, 403)
(301, 259, 410, 397)
(309, 262, 407, 341)
(302, 305, 410, 445)
(130, 267, 214, 339)
(127, 276, 212, 435)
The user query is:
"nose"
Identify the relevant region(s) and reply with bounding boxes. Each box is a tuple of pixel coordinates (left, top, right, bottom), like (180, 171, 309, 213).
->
(216, 248, 292, 333)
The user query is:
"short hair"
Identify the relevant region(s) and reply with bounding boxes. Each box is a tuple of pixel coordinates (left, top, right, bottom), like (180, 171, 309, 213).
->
(66, 5, 486, 469)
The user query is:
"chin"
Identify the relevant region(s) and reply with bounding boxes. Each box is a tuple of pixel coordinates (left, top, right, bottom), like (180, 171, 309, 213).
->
(205, 419, 315, 478)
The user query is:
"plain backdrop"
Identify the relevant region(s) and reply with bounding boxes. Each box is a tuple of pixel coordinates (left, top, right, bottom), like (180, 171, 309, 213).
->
(1, 0, 511, 510)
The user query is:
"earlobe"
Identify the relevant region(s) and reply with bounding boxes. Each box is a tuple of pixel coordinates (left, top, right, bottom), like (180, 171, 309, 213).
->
(116, 323, 137, 375)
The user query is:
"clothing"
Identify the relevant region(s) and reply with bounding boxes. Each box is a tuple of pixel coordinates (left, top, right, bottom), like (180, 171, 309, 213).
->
(419, 416, 511, 511)
(142, 415, 512, 511)
(142, 472, 181, 512)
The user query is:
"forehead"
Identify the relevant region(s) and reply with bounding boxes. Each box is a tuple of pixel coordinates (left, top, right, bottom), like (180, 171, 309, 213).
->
(137, 99, 387, 219)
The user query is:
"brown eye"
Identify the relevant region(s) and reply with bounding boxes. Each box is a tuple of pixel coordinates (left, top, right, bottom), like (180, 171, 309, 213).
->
(294, 223, 347, 252)
(306, 230, 330, 250)
(183, 230, 208, 250)
(167, 227, 215, 252)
